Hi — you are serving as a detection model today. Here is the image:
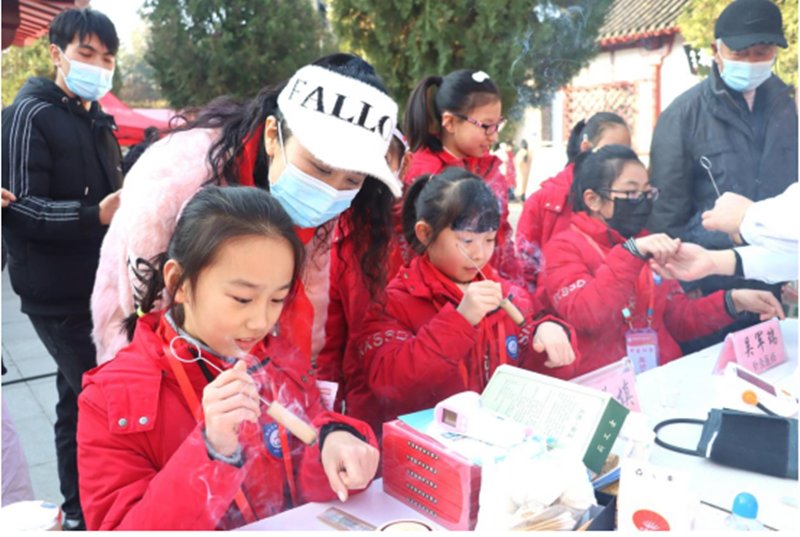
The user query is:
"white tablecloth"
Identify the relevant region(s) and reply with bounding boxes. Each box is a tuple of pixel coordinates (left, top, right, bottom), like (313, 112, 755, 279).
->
(636, 318, 798, 531)
(241, 319, 799, 531)
(238, 478, 444, 531)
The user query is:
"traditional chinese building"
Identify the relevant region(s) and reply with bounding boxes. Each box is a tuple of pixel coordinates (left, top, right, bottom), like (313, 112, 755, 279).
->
(521, 0, 699, 193)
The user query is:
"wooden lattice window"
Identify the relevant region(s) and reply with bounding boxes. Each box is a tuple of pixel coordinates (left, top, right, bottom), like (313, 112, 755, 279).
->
(562, 82, 638, 142)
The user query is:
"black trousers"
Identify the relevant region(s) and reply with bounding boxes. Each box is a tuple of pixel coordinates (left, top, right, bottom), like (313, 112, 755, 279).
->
(28, 313, 97, 522)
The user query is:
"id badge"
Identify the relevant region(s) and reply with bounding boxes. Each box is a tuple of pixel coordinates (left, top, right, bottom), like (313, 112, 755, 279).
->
(626, 328, 659, 374)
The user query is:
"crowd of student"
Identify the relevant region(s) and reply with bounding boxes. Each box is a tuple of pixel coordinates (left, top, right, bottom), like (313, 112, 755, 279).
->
(1, 0, 795, 530)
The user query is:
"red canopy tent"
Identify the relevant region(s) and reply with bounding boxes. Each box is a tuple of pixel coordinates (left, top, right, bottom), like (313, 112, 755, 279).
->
(98, 92, 172, 146)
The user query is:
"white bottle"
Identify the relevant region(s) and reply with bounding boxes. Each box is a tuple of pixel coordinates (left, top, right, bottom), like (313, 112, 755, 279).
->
(724, 492, 764, 531)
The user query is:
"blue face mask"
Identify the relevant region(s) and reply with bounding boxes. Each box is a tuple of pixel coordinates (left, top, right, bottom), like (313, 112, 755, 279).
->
(271, 164, 358, 228)
(720, 58, 774, 93)
(59, 49, 114, 102)
(270, 123, 360, 228)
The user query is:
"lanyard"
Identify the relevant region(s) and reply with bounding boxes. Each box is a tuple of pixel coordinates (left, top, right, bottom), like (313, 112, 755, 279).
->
(570, 224, 655, 328)
(165, 351, 257, 525)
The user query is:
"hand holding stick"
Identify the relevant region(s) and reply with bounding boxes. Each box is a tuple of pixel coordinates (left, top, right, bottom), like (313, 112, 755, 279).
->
(456, 243, 525, 327)
(171, 348, 318, 446)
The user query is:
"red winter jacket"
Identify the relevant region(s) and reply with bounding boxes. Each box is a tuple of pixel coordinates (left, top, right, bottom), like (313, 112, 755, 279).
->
(402, 147, 522, 285)
(356, 254, 577, 424)
(78, 312, 377, 530)
(540, 212, 736, 378)
(316, 214, 401, 438)
(516, 163, 574, 297)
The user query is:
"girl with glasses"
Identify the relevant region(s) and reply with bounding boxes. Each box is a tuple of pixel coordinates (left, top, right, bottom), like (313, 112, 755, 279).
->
(538, 145, 783, 378)
(401, 69, 521, 285)
(516, 112, 631, 299)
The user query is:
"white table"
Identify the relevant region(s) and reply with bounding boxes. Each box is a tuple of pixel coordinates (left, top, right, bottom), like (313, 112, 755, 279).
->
(238, 478, 445, 531)
(241, 320, 799, 531)
(636, 318, 798, 531)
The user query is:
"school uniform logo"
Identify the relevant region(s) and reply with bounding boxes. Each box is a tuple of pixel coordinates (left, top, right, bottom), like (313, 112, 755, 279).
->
(262, 423, 283, 458)
(506, 335, 519, 360)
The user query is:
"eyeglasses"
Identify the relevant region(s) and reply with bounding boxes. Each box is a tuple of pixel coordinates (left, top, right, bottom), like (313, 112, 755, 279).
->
(453, 113, 506, 135)
(598, 187, 660, 203)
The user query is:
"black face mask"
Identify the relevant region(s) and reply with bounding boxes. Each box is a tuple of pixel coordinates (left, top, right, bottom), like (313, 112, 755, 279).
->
(607, 198, 653, 237)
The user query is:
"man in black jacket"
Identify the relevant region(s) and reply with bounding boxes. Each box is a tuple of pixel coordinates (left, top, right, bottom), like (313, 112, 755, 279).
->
(1, 8, 122, 530)
(646, 0, 797, 349)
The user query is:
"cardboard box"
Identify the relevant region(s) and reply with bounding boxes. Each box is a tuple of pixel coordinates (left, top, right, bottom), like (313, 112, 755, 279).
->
(382, 419, 481, 530)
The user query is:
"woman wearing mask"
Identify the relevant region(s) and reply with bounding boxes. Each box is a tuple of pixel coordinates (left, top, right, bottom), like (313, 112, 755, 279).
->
(91, 54, 401, 369)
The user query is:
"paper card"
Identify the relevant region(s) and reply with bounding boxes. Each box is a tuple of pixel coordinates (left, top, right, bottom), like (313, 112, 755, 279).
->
(480, 365, 629, 473)
(713, 318, 787, 375)
(625, 328, 660, 374)
(617, 459, 693, 532)
(573, 358, 641, 412)
(315, 380, 339, 412)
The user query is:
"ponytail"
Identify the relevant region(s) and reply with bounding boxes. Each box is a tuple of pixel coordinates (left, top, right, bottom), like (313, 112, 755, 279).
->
(402, 174, 433, 252)
(404, 76, 444, 153)
(566, 119, 587, 164)
(402, 167, 499, 254)
(566, 112, 629, 164)
(120, 186, 305, 343)
(404, 69, 501, 154)
(122, 252, 168, 341)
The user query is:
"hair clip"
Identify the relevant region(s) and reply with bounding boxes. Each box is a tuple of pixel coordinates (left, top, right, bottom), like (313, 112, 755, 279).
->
(472, 71, 490, 83)
(137, 306, 146, 318)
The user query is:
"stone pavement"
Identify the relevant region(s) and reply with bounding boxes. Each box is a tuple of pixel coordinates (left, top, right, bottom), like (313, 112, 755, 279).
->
(1, 269, 62, 506)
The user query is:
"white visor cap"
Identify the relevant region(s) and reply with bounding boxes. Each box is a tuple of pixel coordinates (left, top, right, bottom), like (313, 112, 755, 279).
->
(277, 65, 402, 198)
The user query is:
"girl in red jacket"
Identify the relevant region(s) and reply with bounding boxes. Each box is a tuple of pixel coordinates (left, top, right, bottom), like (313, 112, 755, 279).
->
(356, 167, 577, 427)
(77, 187, 379, 530)
(402, 69, 521, 283)
(540, 145, 785, 379)
(516, 112, 630, 297)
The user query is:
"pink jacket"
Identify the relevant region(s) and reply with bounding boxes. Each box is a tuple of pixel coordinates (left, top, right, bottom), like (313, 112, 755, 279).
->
(91, 128, 331, 365)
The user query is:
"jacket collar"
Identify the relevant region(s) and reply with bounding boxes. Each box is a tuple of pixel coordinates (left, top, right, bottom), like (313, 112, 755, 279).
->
(397, 253, 505, 303)
(421, 146, 495, 171)
(569, 211, 629, 249)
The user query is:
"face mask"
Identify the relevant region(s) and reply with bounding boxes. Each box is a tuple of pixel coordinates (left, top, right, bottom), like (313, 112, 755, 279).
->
(270, 124, 360, 228)
(720, 58, 774, 93)
(58, 48, 114, 102)
(271, 164, 358, 228)
(607, 197, 653, 238)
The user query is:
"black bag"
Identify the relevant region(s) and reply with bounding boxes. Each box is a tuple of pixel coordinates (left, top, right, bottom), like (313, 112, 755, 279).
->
(653, 408, 798, 480)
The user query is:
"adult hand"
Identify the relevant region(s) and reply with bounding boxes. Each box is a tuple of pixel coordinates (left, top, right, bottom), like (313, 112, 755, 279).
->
(701, 192, 753, 236)
(457, 280, 503, 326)
(203, 360, 261, 457)
(633, 234, 681, 266)
(649, 243, 733, 281)
(533, 321, 576, 368)
(320, 431, 380, 502)
(730, 289, 785, 321)
(98, 190, 122, 225)
(1, 187, 16, 208)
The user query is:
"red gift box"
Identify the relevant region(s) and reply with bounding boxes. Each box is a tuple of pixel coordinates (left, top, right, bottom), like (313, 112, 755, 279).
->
(382, 419, 481, 530)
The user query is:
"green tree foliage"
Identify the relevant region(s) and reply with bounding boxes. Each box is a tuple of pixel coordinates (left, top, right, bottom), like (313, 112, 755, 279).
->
(117, 25, 166, 108)
(678, 0, 797, 88)
(1, 38, 53, 105)
(142, 0, 335, 109)
(329, 0, 612, 119)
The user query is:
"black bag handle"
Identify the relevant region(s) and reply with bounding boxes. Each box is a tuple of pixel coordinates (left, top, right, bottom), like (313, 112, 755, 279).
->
(653, 418, 706, 456)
